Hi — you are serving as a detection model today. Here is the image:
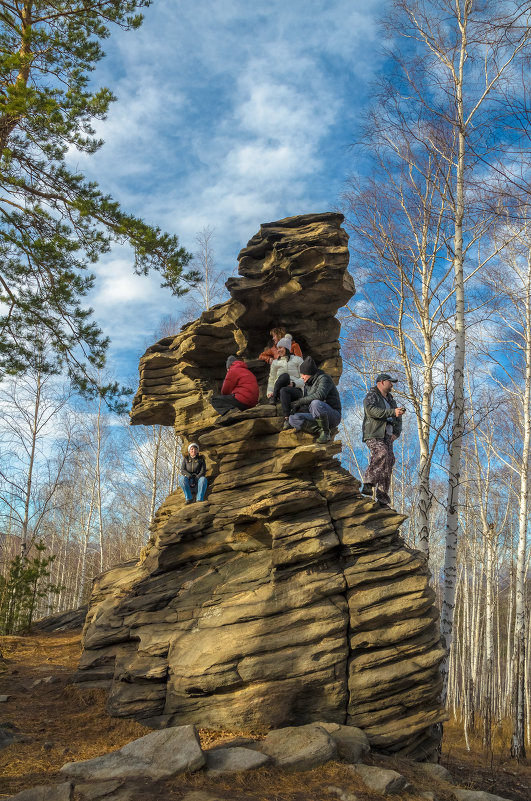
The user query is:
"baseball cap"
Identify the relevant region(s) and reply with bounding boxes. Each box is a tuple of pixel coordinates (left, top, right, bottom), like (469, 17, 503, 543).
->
(376, 373, 398, 383)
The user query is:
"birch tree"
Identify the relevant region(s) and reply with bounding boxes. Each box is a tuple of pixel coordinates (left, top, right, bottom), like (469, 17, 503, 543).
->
(377, 0, 531, 703)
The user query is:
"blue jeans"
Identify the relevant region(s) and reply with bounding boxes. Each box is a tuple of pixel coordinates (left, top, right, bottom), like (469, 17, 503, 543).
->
(289, 399, 341, 430)
(179, 476, 208, 502)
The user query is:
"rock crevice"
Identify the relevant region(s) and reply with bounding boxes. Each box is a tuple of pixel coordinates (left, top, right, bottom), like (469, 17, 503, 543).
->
(77, 213, 445, 760)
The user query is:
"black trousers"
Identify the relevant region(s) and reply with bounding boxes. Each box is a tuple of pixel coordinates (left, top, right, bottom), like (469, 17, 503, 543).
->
(210, 394, 248, 415)
(278, 383, 303, 417)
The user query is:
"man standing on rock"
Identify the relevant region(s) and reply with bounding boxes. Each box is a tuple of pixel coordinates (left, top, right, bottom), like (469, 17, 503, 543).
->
(361, 373, 405, 506)
(287, 356, 341, 444)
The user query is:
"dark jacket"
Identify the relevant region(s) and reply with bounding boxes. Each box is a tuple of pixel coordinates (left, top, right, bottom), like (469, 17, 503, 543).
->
(181, 454, 206, 481)
(221, 360, 259, 407)
(362, 386, 402, 441)
(292, 370, 341, 413)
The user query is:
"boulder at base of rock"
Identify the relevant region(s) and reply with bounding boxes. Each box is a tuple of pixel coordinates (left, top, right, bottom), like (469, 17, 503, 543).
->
(5, 783, 72, 801)
(348, 764, 408, 794)
(205, 746, 270, 775)
(260, 723, 337, 771)
(454, 791, 513, 801)
(416, 762, 454, 784)
(74, 779, 123, 800)
(317, 722, 369, 763)
(60, 725, 204, 781)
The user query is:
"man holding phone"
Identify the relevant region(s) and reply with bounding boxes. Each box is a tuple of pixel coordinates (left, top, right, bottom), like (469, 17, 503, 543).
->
(360, 373, 405, 506)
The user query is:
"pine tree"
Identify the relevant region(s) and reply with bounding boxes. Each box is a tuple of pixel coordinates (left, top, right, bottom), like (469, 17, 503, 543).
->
(0, 2, 197, 395)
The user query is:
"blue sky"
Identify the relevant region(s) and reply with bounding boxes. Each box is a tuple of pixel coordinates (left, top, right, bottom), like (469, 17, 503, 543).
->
(69, 0, 385, 385)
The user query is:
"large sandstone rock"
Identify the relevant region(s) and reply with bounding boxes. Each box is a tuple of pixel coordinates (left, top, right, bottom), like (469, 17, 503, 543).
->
(77, 213, 445, 760)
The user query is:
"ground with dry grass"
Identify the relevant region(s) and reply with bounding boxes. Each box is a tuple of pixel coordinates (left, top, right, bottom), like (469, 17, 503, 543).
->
(0, 631, 529, 800)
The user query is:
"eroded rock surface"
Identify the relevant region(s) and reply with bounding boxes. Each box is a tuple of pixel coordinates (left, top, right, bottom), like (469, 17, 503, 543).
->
(77, 213, 445, 760)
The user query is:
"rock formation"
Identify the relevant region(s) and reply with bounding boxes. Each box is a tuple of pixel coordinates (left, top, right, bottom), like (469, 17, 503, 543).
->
(76, 213, 446, 760)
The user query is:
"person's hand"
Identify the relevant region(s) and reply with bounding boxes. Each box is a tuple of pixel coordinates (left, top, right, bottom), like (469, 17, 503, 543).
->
(267, 392, 273, 398)
(395, 407, 406, 418)
(391, 434, 398, 442)
(268, 358, 273, 365)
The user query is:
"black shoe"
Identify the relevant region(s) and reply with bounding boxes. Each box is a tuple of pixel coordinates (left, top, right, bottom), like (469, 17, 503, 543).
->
(315, 416, 331, 444)
(268, 397, 277, 405)
(360, 483, 374, 496)
(377, 492, 391, 506)
(185, 499, 193, 504)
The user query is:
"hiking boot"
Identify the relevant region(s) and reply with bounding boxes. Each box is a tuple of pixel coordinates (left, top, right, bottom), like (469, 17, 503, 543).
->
(300, 418, 319, 436)
(315, 415, 331, 444)
(360, 483, 374, 496)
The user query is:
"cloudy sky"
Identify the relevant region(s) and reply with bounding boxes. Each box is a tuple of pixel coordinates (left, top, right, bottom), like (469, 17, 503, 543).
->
(72, 0, 385, 383)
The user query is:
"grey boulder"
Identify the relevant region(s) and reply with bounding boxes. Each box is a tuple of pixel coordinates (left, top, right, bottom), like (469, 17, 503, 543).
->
(317, 722, 369, 763)
(348, 764, 408, 794)
(260, 723, 337, 771)
(5, 783, 72, 801)
(416, 762, 454, 784)
(454, 791, 513, 801)
(205, 745, 270, 775)
(60, 725, 204, 781)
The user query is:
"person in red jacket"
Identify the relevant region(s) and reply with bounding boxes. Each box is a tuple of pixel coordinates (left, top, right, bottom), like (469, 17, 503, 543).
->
(211, 356, 259, 415)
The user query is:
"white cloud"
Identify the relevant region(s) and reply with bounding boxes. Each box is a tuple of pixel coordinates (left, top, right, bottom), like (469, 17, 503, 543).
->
(64, 0, 383, 380)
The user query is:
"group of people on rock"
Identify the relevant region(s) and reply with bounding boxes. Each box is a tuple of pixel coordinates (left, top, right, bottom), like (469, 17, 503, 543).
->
(210, 326, 340, 444)
(180, 326, 405, 507)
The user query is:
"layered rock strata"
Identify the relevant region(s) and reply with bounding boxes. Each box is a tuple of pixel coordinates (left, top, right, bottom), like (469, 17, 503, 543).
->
(77, 213, 445, 760)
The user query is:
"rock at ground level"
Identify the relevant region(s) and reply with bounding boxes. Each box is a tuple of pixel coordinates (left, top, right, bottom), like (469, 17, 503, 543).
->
(5, 783, 72, 801)
(416, 762, 454, 784)
(60, 725, 204, 781)
(74, 779, 123, 799)
(317, 722, 369, 763)
(205, 745, 270, 775)
(454, 791, 513, 801)
(32, 605, 88, 632)
(347, 764, 409, 794)
(0, 695, 11, 702)
(181, 793, 228, 801)
(260, 723, 337, 772)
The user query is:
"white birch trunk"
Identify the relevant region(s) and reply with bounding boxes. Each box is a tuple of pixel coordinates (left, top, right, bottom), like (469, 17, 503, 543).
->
(511, 252, 531, 759)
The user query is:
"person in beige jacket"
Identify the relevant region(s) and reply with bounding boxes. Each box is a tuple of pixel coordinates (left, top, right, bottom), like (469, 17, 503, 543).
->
(266, 337, 304, 426)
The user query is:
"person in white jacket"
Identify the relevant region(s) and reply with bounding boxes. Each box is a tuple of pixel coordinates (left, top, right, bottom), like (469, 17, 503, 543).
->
(266, 336, 304, 429)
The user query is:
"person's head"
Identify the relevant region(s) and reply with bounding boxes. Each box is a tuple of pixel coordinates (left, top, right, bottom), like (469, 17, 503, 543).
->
(276, 337, 292, 359)
(226, 355, 237, 370)
(300, 356, 318, 382)
(188, 443, 199, 458)
(270, 327, 286, 344)
(376, 372, 398, 396)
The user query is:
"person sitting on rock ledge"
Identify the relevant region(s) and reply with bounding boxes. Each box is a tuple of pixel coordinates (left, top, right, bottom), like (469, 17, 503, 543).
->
(210, 355, 259, 416)
(266, 337, 304, 426)
(287, 356, 341, 444)
(179, 443, 207, 503)
(259, 327, 302, 364)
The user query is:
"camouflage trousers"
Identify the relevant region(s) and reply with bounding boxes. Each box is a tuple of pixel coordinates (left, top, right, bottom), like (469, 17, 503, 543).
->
(364, 433, 395, 504)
